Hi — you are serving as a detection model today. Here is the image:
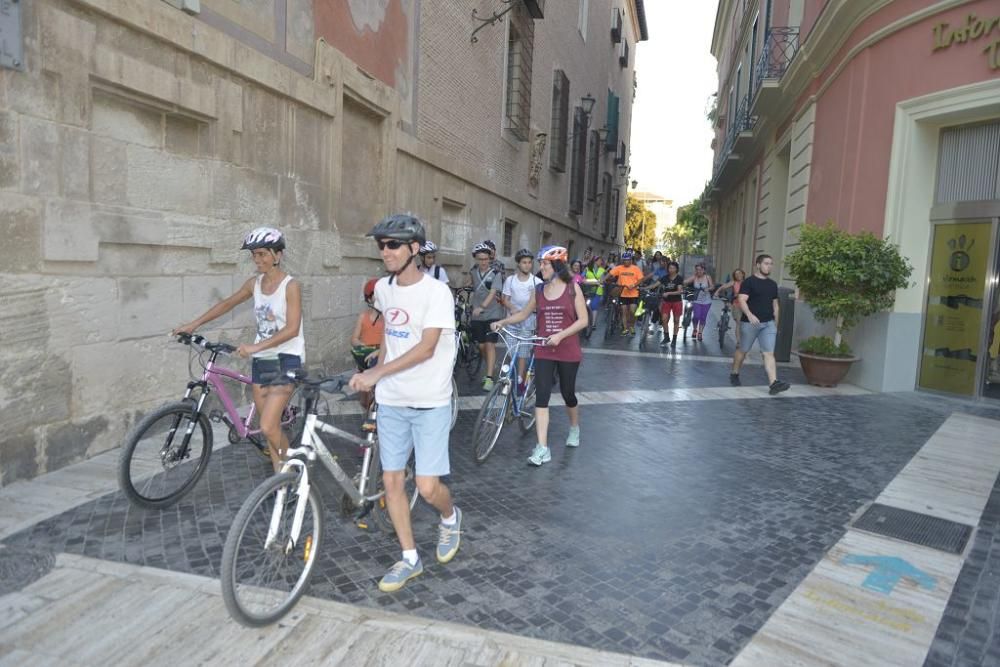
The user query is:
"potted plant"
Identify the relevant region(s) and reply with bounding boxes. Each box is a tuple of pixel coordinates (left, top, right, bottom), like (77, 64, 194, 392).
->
(785, 223, 913, 387)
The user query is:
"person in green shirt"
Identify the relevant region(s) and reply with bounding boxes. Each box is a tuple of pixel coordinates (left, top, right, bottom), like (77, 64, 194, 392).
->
(582, 255, 607, 339)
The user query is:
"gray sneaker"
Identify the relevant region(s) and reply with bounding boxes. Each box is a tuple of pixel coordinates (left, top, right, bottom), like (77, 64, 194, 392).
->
(436, 507, 462, 564)
(378, 557, 423, 592)
(566, 425, 581, 448)
(527, 444, 552, 466)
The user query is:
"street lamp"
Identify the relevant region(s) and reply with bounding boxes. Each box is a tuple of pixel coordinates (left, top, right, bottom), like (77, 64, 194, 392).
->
(580, 93, 596, 116)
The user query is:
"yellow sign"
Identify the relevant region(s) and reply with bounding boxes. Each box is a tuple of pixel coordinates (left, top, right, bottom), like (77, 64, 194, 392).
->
(919, 222, 991, 395)
(931, 14, 1000, 70)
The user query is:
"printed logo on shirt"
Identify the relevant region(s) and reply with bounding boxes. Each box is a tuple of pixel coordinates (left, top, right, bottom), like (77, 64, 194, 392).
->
(385, 307, 410, 326)
(385, 329, 411, 339)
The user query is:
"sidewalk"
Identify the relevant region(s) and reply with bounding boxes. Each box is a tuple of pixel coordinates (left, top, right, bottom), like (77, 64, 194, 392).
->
(0, 552, 677, 667)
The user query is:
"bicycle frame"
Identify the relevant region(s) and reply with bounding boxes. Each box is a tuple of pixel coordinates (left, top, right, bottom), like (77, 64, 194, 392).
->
(183, 356, 293, 440)
(496, 328, 546, 414)
(267, 394, 373, 551)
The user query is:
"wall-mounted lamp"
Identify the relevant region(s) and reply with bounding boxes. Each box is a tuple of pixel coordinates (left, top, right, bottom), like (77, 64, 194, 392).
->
(597, 126, 609, 143)
(580, 93, 596, 116)
(630, 179, 638, 190)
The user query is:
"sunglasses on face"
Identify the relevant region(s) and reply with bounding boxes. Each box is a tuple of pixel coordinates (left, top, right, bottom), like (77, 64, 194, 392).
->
(376, 239, 407, 250)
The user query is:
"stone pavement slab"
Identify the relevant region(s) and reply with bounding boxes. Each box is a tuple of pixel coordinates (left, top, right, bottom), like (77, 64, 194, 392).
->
(3, 349, 1000, 665)
(0, 552, 678, 667)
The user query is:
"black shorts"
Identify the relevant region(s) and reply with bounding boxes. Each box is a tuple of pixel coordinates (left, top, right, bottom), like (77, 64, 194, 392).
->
(251, 353, 302, 386)
(619, 297, 638, 306)
(470, 320, 499, 344)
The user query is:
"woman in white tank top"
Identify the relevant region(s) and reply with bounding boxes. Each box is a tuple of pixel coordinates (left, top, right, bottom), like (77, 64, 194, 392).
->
(173, 227, 304, 471)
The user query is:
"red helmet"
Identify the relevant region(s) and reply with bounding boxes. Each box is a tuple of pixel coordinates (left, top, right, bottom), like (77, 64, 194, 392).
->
(363, 278, 378, 300)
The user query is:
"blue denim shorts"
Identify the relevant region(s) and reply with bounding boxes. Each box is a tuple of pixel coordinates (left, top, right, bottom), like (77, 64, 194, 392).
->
(377, 404, 451, 476)
(251, 353, 302, 386)
(739, 320, 777, 353)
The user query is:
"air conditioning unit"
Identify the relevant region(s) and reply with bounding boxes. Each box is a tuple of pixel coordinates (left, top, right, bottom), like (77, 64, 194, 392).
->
(611, 8, 622, 43)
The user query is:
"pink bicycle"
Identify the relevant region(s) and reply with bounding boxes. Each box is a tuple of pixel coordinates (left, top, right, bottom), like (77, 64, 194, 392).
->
(117, 333, 299, 509)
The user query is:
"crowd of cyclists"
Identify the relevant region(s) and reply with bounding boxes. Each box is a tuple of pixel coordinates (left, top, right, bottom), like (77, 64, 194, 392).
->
(172, 217, 789, 593)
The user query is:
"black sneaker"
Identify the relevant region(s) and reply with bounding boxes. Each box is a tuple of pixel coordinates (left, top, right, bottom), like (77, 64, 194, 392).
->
(730, 373, 741, 386)
(670, 338, 677, 348)
(769, 380, 790, 395)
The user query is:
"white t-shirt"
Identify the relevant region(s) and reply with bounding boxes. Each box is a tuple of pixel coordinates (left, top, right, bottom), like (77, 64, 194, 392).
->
(503, 273, 542, 327)
(373, 274, 456, 408)
(421, 264, 450, 285)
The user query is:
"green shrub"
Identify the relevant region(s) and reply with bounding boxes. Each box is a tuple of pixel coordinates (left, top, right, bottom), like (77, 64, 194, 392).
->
(798, 336, 853, 358)
(786, 222, 913, 347)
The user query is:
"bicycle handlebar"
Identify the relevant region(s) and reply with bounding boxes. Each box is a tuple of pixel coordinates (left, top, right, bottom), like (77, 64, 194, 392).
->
(175, 332, 236, 355)
(496, 327, 549, 347)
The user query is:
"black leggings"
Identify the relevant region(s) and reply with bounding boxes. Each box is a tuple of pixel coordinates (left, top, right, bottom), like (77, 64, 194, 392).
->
(534, 359, 580, 408)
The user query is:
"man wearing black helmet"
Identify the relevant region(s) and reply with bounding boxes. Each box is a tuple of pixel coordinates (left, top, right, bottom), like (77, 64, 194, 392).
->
(349, 214, 462, 593)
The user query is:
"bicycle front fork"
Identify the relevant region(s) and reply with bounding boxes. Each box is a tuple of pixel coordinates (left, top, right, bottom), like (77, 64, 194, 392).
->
(269, 459, 309, 553)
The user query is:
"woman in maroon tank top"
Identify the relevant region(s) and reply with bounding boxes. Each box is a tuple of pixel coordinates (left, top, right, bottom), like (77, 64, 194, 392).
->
(492, 246, 590, 466)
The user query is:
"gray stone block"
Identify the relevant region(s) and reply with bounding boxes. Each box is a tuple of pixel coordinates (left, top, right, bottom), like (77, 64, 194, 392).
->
(59, 126, 90, 200)
(20, 117, 60, 196)
(0, 111, 18, 190)
(43, 200, 99, 262)
(2, 194, 43, 272)
(0, 432, 41, 486)
(44, 416, 110, 472)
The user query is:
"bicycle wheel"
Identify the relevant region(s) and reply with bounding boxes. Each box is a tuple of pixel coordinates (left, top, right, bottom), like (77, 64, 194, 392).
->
(603, 305, 617, 340)
(118, 401, 213, 509)
(517, 378, 537, 434)
(682, 305, 692, 340)
(638, 311, 651, 348)
(369, 441, 420, 533)
(221, 471, 323, 627)
(464, 338, 483, 381)
(718, 312, 729, 349)
(450, 377, 459, 431)
(471, 380, 511, 463)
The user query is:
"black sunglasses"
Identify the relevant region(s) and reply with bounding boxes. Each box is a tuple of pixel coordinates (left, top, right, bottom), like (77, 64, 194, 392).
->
(376, 239, 407, 250)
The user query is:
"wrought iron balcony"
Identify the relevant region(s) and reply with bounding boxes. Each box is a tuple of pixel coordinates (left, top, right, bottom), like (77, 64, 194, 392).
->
(752, 27, 800, 103)
(712, 93, 753, 179)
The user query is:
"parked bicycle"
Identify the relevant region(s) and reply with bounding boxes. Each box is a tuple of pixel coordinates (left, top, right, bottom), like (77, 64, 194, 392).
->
(681, 285, 697, 341)
(220, 369, 418, 627)
(118, 333, 299, 509)
(471, 327, 547, 463)
(634, 288, 662, 349)
(716, 296, 733, 349)
(452, 286, 482, 380)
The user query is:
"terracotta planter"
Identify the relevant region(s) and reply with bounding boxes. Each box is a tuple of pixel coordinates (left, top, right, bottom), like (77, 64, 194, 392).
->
(796, 351, 860, 387)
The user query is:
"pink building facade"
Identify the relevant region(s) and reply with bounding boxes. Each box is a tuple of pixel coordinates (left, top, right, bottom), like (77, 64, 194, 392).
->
(709, 0, 1000, 398)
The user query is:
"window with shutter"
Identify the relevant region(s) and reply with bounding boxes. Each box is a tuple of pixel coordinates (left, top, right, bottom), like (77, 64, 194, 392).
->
(611, 7, 622, 44)
(616, 141, 626, 166)
(605, 90, 620, 150)
(611, 187, 621, 240)
(587, 130, 600, 201)
(619, 40, 629, 68)
(549, 70, 569, 172)
(568, 107, 587, 214)
(505, 4, 535, 141)
(601, 173, 614, 237)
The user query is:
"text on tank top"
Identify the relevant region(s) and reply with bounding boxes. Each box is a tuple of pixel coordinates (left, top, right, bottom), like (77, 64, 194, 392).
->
(535, 282, 582, 362)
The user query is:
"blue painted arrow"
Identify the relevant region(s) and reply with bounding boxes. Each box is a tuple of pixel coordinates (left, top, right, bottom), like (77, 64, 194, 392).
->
(841, 555, 936, 595)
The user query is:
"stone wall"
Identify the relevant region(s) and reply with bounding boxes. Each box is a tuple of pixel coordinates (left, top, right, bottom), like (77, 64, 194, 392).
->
(0, 0, 374, 484)
(0, 0, 643, 485)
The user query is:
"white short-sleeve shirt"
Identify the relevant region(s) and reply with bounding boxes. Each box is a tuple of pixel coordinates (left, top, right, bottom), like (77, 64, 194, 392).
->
(373, 274, 456, 408)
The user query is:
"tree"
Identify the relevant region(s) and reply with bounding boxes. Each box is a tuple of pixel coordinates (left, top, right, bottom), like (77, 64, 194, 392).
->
(785, 222, 913, 348)
(625, 194, 657, 253)
(662, 186, 710, 257)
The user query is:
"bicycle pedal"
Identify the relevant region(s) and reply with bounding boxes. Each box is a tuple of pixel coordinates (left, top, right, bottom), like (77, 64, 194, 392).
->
(208, 409, 224, 423)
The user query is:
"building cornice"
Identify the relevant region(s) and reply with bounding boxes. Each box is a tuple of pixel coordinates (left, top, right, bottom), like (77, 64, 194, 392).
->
(629, 0, 649, 42)
(711, 0, 733, 57)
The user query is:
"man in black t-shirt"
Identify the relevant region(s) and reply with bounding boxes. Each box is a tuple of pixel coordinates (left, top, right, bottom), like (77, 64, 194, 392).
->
(730, 254, 790, 395)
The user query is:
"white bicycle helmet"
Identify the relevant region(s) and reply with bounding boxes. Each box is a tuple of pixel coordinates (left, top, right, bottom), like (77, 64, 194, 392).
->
(420, 240, 439, 255)
(242, 227, 285, 251)
(471, 242, 492, 257)
(537, 245, 569, 262)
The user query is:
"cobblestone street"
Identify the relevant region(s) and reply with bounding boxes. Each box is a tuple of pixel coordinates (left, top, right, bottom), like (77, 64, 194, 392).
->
(4, 346, 999, 665)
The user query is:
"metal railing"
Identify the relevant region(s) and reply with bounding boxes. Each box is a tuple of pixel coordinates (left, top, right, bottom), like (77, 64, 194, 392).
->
(752, 27, 800, 101)
(713, 93, 753, 176)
